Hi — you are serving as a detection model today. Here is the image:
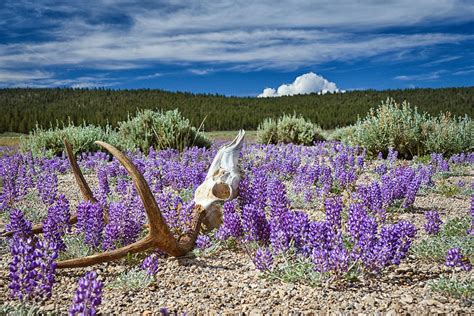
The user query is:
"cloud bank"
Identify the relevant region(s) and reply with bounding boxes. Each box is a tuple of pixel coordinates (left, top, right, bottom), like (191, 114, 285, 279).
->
(258, 72, 341, 97)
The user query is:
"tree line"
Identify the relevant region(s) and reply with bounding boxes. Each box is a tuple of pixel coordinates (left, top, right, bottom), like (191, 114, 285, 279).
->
(0, 87, 472, 133)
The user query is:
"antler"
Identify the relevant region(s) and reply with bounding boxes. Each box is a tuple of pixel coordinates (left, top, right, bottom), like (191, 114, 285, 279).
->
(2, 140, 97, 237)
(57, 141, 206, 268)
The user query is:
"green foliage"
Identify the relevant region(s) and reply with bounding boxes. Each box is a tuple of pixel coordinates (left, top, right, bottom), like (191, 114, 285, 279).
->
(435, 181, 462, 198)
(117, 109, 210, 152)
(326, 125, 356, 142)
(412, 217, 473, 261)
(0, 87, 472, 134)
(264, 255, 323, 287)
(429, 276, 474, 299)
(0, 303, 42, 316)
(349, 98, 473, 158)
(58, 234, 95, 261)
(107, 268, 154, 290)
(424, 113, 473, 156)
(257, 113, 325, 145)
(20, 121, 119, 157)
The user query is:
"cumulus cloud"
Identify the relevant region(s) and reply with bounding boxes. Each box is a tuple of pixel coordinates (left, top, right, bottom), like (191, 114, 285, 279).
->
(258, 72, 341, 97)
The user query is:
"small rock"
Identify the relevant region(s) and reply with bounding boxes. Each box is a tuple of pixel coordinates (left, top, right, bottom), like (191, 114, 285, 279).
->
(44, 304, 55, 311)
(421, 299, 440, 306)
(362, 294, 376, 306)
(401, 294, 414, 304)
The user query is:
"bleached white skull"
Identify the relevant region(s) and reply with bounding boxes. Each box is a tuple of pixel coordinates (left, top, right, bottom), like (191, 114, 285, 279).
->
(194, 130, 245, 230)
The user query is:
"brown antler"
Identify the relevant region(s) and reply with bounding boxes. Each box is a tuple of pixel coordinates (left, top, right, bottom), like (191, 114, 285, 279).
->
(2, 140, 96, 237)
(57, 141, 206, 268)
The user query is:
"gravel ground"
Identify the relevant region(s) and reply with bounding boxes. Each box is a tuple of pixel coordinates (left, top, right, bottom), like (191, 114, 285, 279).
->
(1, 171, 473, 314)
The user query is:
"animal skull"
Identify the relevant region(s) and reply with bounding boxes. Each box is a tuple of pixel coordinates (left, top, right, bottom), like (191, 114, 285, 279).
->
(194, 130, 245, 230)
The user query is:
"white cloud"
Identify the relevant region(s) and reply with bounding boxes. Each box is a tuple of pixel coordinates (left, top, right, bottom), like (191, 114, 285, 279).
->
(258, 72, 341, 97)
(394, 70, 445, 81)
(0, 70, 52, 83)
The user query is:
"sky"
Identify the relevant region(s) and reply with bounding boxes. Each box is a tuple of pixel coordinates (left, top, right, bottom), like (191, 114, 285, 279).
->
(0, 0, 473, 96)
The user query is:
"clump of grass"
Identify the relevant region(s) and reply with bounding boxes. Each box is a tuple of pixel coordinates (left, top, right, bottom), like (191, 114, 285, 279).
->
(0, 303, 41, 315)
(263, 251, 322, 287)
(429, 276, 474, 299)
(412, 217, 473, 261)
(434, 181, 462, 198)
(107, 267, 154, 290)
(58, 234, 95, 261)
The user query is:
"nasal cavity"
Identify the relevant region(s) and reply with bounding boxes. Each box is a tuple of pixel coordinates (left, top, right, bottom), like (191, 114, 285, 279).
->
(212, 183, 231, 199)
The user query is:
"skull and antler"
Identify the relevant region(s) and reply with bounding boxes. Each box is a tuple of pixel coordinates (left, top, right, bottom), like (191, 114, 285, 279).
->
(3, 131, 245, 269)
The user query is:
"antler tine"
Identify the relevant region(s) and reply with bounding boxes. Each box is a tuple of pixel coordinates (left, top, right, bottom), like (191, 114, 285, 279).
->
(55, 141, 207, 268)
(64, 139, 97, 203)
(1, 140, 96, 238)
(57, 235, 155, 268)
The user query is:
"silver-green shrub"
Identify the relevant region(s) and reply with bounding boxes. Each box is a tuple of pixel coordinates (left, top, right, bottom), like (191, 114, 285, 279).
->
(257, 114, 325, 145)
(349, 98, 473, 158)
(20, 121, 119, 157)
(424, 113, 473, 156)
(117, 109, 210, 152)
(326, 125, 356, 142)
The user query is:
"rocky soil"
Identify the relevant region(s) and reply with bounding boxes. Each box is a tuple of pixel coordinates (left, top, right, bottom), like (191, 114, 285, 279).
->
(1, 172, 473, 315)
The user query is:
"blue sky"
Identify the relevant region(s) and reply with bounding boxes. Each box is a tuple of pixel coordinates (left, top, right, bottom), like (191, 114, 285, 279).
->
(0, 0, 473, 96)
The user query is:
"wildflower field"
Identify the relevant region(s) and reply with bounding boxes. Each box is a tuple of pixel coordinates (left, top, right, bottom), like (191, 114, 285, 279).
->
(0, 140, 473, 314)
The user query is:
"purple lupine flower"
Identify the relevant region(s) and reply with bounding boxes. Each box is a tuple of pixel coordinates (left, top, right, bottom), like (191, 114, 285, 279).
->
(141, 254, 160, 275)
(216, 200, 243, 240)
(6, 208, 32, 238)
(254, 247, 273, 271)
(445, 248, 472, 271)
(241, 204, 269, 243)
(36, 172, 58, 205)
(375, 163, 387, 176)
(102, 197, 145, 250)
(9, 237, 58, 302)
(43, 194, 70, 251)
(76, 201, 104, 248)
(195, 235, 212, 250)
(324, 196, 343, 230)
(387, 148, 398, 165)
(311, 234, 350, 275)
(403, 174, 422, 208)
(423, 211, 443, 235)
(8, 210, 58, 302)
(69, 271, 103, 316)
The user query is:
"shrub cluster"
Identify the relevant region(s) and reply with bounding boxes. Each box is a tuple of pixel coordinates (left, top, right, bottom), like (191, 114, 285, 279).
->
(257, 113, 325, 145)
(20, 121, 119, 157)
(20, 110, 210, 156)
(347, 98, 473, 158)
(117, 109, 210, 153)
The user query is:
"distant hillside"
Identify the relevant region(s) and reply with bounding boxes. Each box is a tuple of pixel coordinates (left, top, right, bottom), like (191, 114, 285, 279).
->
(0, 87, 472, 133)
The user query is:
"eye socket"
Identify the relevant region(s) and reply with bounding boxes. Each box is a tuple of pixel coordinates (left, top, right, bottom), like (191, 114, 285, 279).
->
(212, 183, 231, 199)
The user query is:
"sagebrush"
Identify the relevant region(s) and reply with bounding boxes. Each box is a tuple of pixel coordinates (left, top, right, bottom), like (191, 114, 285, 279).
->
(347, 98, 473, 158)
(117, 109, 210, 152)
(257, 113, 325, 145)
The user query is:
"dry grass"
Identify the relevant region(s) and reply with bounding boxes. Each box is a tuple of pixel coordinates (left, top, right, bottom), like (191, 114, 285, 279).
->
(204, 130, 257, 143)
(0, 133, 23, 147)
